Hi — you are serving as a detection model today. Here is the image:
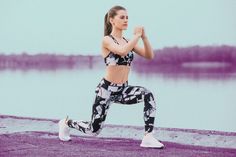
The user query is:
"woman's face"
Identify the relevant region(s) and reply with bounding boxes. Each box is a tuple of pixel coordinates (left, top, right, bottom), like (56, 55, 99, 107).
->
(110, 10, 128, 30)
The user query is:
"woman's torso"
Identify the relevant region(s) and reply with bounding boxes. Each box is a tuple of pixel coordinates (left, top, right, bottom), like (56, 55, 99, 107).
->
(103, 65, 130, 84)
(102, 35, 133, 84)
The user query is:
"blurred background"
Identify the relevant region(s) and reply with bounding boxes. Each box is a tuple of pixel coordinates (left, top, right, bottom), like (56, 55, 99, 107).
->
(0, 0, 236, 132)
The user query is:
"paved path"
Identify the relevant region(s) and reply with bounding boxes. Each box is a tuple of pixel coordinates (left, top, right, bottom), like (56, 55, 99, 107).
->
(0, 115, 236, 157)
(0, 131, 236, 157)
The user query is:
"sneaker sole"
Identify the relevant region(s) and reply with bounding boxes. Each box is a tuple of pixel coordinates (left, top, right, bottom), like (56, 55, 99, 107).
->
(140, 143, 164, 149)
(59, 136, 71, 141)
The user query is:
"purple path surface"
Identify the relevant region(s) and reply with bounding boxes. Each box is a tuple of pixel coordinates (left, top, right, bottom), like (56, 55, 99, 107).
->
(1, 132, 236, 157)
(0, 115, 236, 157)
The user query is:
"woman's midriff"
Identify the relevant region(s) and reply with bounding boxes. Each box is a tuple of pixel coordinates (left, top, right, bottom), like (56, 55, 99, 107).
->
(104, 65, 130, 84)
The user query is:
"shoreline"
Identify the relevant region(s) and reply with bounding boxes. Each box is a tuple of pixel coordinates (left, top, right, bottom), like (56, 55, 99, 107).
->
(1, 114, 236, 157)
(1, 114, 236, 149)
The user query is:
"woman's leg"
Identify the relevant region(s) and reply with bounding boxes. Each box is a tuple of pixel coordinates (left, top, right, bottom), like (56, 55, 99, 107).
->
(67, 84, 112, 136)
(115, 85, 157, 133)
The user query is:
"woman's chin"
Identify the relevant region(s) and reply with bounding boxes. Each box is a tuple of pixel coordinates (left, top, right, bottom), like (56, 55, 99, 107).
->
(123, 27, 128, 30)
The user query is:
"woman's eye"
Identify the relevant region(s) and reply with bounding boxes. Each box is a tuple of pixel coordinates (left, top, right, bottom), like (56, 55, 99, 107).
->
(120, 16, 128, 20)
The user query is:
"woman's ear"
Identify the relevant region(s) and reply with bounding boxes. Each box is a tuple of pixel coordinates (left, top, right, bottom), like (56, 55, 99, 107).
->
(109, 18, 114, 25)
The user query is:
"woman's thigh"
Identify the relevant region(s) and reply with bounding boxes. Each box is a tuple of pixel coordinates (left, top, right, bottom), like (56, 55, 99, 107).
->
(114, 85, 149, 105)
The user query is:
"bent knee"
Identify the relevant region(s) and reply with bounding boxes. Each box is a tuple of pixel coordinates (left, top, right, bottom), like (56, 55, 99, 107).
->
(144, 92, 157, 108)
(145, 91, 155, 101)
(90, 129, 102, 136)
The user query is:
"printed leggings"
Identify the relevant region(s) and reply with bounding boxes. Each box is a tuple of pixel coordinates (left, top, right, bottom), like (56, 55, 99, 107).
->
(67, 78, 157, 136)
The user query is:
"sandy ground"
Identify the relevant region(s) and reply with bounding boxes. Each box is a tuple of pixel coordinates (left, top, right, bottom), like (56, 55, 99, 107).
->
(0, 115, 236, 157)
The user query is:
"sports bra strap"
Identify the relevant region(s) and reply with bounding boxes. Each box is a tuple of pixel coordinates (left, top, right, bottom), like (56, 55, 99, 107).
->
(109, 35, 119, 45)
(109, 35, 129, 44)
(122, 37, 129, 43)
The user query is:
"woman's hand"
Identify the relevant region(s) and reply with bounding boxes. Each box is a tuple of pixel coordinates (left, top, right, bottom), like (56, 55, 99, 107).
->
(141, 27, 147, 39)
(134, 26, 143, 37)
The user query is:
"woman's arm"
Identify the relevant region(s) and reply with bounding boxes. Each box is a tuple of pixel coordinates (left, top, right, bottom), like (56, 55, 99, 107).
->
(102, 27, 143, 56)
(133, 28, 154, 60)
(103, 34, 140, 56)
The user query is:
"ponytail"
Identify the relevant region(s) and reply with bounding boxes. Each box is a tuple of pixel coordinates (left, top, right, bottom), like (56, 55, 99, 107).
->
(104, 12, 112, 36)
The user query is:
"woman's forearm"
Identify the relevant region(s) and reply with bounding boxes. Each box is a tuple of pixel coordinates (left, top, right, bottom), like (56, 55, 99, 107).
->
(142, 37, 154, 59)
(121, 34, 140, 55)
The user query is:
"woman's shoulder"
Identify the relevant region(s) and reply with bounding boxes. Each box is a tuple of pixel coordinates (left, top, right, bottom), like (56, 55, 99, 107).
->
(103, 35, 112, 41)
(102, 35, 113, 46)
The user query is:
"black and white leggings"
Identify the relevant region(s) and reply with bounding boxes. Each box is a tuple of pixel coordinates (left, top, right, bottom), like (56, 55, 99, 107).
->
(67, 77, 157, 136)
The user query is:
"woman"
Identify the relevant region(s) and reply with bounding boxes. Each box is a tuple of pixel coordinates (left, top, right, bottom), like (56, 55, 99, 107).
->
(58, 5, 164, 148)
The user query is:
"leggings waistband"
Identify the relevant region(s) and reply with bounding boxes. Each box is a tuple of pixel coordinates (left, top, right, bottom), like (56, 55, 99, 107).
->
(101, 77, 128, 87)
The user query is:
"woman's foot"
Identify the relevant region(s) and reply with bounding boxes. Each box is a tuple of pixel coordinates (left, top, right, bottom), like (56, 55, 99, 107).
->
(58, 116, 71, 141)
(140, 132, 164, 148)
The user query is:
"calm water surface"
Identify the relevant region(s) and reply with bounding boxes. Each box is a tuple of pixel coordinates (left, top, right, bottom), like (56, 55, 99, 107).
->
(0, 66, 236, 132)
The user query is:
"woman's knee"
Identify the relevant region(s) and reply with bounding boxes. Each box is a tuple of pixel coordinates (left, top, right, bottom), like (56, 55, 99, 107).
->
(89, 124, 103, 136)
(145, 91, 155, 100)
(89, 111, 107, 136)
(144, 90, 157, 108)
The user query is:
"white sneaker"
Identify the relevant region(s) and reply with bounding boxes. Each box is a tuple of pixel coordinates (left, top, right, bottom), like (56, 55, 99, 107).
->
(140, 132, 164, 148)
(58, 116, 71, 141)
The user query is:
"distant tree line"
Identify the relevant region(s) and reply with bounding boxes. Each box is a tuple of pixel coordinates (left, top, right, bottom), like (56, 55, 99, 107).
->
(132, 45, 236, 78)
(134, 45, 236, 65)
(0, 45, 236, 71)
(0, 53, 101, 70)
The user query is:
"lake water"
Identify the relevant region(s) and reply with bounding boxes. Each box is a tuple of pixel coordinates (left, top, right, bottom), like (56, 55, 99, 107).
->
(0, 65, 236, 132)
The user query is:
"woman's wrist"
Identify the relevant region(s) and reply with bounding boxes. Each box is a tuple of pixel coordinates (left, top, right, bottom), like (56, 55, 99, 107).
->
(141, 36, 147, 40)
(134, 33, 141, 38)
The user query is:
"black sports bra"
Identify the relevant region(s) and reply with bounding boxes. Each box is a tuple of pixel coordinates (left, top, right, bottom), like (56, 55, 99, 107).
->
(104, 35, 134, 66)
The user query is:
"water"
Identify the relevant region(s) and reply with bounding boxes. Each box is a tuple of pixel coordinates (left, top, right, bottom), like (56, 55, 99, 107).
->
(0, 66, 236, 132)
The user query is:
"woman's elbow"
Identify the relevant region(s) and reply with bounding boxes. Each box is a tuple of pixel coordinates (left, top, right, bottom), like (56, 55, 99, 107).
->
(112, 48, 125, 56)
(119, 48, 129, 56)
(146, 52, 154, 60)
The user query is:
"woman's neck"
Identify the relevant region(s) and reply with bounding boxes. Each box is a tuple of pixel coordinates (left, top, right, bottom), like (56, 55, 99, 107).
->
(110, 29, 123, 39)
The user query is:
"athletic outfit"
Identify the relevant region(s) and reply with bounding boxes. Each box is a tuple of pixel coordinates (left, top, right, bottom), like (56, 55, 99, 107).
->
(66, 35, 157, 135)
